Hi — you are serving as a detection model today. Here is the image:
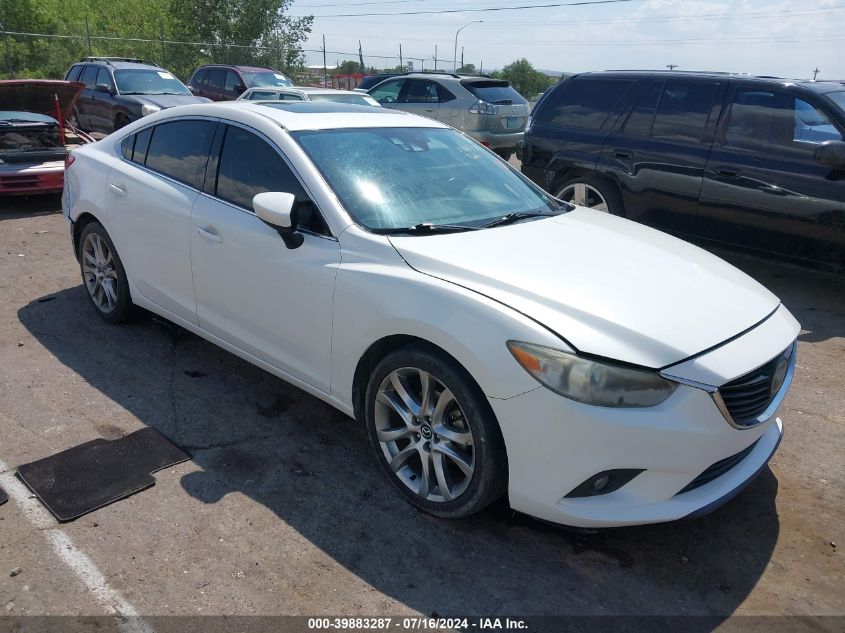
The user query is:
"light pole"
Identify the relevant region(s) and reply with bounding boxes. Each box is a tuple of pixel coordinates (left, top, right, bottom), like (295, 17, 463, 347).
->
(453, 21, 481, 73)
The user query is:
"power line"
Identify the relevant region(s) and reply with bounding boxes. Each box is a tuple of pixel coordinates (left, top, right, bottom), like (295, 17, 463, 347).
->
(292, 0, 637, 18)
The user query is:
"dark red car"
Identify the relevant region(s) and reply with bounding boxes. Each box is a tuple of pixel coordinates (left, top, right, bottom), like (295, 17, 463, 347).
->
(0, 80, 93, 195)
(186, 64, 293, 101)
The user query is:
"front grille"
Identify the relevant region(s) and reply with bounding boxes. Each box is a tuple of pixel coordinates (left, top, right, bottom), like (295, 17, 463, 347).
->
(719, 345, 793, 427)
(677, 440, 759, 495)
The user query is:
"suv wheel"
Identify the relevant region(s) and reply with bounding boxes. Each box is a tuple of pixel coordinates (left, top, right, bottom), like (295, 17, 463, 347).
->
(555, 176, 624, 216)
(364, 344, 507, 519)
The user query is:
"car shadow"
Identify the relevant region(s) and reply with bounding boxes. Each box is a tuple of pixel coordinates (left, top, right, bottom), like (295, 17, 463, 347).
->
(0, 193, 63, 219)
(18, 286, 780, 628)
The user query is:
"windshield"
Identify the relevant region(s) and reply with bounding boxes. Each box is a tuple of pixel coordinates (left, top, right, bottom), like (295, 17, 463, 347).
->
(292, 127, 562, 230)
(242, 71, 293, 88)
(827, 91, 845, 113)
(462, 81, 526, 105)
(114, 70, 191, 95)
(308, 93, 379, 106)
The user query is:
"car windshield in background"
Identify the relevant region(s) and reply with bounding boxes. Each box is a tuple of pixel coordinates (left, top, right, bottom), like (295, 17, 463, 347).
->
(827, 91, 845, 113)
(243, 71, 293, 87)
(292, 127, 562, 231)
(114, 70, 191, 95)
(308, 94, 379, 106)
(462, 81, 526, 105)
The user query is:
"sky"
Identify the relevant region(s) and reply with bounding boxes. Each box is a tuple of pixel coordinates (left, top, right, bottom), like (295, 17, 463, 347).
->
(292, 0, 845, 79)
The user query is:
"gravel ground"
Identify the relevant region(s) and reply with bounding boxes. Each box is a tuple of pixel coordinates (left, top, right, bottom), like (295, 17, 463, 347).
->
(0, 195, 842, 631)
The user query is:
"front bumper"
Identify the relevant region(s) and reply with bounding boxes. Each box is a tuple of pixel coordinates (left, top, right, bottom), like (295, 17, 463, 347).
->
(489, 305, 799, 528)
(0, 161, 64, 195)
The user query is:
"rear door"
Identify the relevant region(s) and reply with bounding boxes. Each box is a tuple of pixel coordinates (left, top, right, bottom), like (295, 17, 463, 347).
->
(90, 67, 117, 133)
(698, 84, 845, 266)
(106, 119, 218, 323)
(76, 65, 100, 130)
(599, 78, 725, 234)
(204, 69, 227, 101)
(397, 79, 441, 120)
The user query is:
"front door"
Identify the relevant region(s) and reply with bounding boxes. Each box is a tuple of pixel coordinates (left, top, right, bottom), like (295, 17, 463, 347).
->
(698, 85, 845, 266)
(190, 124, 340, 391)
(398, 79, 440, 120)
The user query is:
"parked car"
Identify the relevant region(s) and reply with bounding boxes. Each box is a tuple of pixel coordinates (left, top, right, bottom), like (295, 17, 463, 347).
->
(238, 86, 380, 107)
(187, 65, 293, 101)
(368, 72, 528, 159)
(63, 57, 209, 135)
(519, 70, 845, 269)
(0, 80, 93, 195)
(353, 73, 403, 93)
(64, 101, 798, 528)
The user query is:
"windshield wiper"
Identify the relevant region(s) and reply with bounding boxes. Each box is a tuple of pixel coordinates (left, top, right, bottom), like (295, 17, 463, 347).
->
(373, 222, 480, 235)
(482, 211, 558, 228)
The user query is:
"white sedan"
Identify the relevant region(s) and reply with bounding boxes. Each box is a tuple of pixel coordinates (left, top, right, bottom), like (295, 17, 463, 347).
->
(63, 101, 799, 527)
(237, 86, 380, 107)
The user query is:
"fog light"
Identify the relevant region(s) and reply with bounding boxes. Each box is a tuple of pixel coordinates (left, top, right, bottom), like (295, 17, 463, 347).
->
(564, 469, 645, 498)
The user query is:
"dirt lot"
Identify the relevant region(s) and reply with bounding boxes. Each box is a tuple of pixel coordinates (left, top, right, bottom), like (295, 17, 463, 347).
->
(0, 195, 843, 631)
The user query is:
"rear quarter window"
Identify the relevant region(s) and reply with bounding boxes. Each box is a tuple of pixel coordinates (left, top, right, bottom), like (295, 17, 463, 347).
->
(537, 78, 634, 131)
(462, 80, 526, 105)
(145, 120, 217, 189)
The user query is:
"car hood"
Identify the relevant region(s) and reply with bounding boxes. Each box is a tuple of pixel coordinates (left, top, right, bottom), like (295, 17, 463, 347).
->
(388, 208, 780, 369)
(127, 94, 212, 108)
(0, 80, 84, 122)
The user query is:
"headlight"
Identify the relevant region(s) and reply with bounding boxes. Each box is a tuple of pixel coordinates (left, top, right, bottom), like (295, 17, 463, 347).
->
(141, 104, 161, 117)
(507, 341, 677, 407)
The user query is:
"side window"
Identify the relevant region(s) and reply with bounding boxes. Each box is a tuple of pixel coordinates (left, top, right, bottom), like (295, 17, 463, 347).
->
(370, 79, 405, 104)
(225, 71, 241, 93)
(651, 82, 719, 143)
(96, 67, 115, 92)
(247, 90, 276, 100)
(724, 90, 842, 151)
(192, 69, 207, 85)
(537, 78, 634, 131)
(206, 69, 226, 90)
(280, 93, 304, 101)
(404, 80, 438, 104)
(121, 135, 134, 160)
(215, 126, 330, 235)
(66, 65, 83, 82)
(435, 83, 456, 103)
(621, 82, 663, 137)
(133, 127, 152, 164)
(145, 120, 217, 189)
(80, 65, 99, 89)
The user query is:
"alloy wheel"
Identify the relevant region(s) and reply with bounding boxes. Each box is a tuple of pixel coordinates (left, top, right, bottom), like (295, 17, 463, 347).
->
(81, 233, 119, 313)
(374, 367, 475, 503)
(557, 183, 609, 212)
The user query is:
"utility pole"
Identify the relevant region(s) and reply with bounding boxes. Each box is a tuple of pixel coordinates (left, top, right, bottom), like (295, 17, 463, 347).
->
(813, 67, 820, 80)
(460, 46, 464, 70)
(322, 34, 327, 87)
(434, 44, 437, 71)
(399, 44, 403, 71)
(666, 63, 678, 70)
(453, 21, 481, 73)
(480, 61, 483, 74)
(358, 40, 364, 73)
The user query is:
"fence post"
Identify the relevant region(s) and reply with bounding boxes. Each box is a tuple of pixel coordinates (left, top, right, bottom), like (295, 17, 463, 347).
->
(0, 18, 11, 79)
(159, 22, 165, 67)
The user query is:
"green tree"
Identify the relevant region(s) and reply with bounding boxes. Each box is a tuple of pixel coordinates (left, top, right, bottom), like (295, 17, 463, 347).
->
(456, 63, 476, 74)
(330, 60, 361, 75)
(493, 58, 554, 99)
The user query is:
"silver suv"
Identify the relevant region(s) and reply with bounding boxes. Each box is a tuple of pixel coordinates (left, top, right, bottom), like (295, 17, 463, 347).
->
(368, 73, 528, 159)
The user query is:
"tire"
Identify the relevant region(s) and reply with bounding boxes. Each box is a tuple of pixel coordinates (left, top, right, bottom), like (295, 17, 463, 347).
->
(554, 175, 625, 216)
(114, 114, 129, 131)
(364, 343, 507, 519)
(67, 110, 81, 130)
(78, 221, 135, 323)
(494, 148, 514, 161)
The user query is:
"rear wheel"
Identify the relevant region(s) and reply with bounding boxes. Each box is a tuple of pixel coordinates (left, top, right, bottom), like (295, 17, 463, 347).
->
(78, 222, 135, 323)
(555, 176, 624, 216)
(364, 344, 507, 519)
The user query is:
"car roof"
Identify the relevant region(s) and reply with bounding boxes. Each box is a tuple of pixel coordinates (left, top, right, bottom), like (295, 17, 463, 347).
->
(150, 100, 446, 131)
(78, 58, 163, 71)
(198, 64, 276, 72)
(577, 70, 845, 94)
(248, 87, 367, 96)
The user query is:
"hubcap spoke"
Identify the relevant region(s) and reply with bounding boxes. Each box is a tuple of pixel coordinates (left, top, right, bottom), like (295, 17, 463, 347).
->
(389, 444, 417, 472)
(389, 372, 421, 417)
(572, 183, 587, 206)
(376, 390, 415, 427)
(432, 388, 456, 426)
(433, 423, 473, 446)
(417, 449, 434, 497)
(418, 370, 433, 418)
(433, 442, 474, 477)
(432, 452, 453, 501)
(376, 425, 412, 443)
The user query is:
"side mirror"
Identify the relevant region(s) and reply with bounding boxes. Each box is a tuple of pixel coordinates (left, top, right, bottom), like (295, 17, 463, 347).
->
(95, 83, 114, 94)
(253, 191, 303, 249)
(814, 140, 845, 169)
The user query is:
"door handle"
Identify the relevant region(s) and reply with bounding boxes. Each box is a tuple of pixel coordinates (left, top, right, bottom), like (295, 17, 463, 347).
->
(715, 168, 741, 179)
(195, 226, 223, 243)
(425, 107, 437, 112)
(759, 185, 789, 196)
(612, 148, 633, 159)
(108, 182, 126, 196)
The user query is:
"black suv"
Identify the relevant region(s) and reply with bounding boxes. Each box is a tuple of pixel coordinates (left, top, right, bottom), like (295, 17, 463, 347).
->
(64, 57, 210, 135)
(519, 71, 845, 269)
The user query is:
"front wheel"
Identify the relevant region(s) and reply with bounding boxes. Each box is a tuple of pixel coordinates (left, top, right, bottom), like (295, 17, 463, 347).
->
(78, 222, 135, 323)
(364, 344, 507, 518)
(555, 176, 624, 216)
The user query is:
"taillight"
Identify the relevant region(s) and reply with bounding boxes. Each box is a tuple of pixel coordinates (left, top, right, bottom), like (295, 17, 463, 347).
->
(65, 153, 75, 169)
(468, 99, 497, 115)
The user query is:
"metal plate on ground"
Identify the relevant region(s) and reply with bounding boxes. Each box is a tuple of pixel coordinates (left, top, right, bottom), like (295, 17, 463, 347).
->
(16, 427, 188, 522)
(0, 486, 7, 506)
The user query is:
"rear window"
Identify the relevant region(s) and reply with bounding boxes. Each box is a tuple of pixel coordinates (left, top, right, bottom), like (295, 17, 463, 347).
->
(828, 91, 845, 113)
(66, 65, 83, 82)
(462, 80, 526, 105)
(537, 78, 634, 131)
